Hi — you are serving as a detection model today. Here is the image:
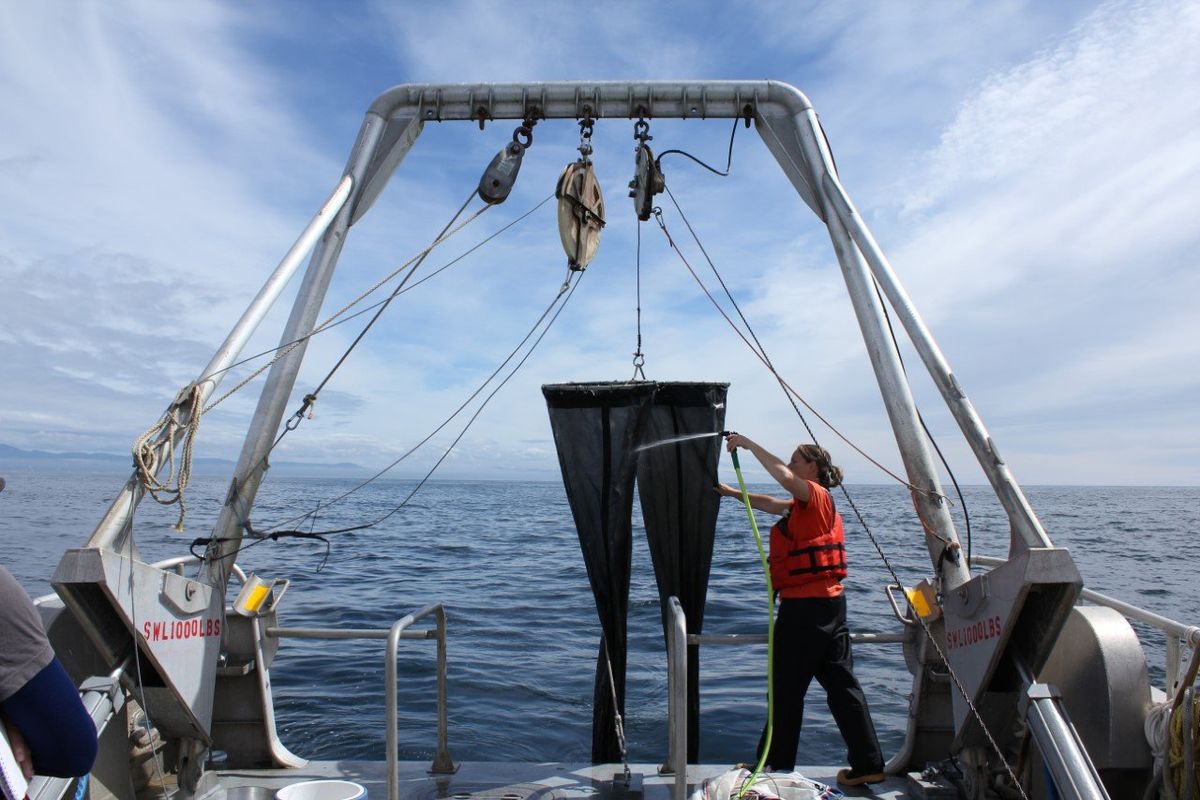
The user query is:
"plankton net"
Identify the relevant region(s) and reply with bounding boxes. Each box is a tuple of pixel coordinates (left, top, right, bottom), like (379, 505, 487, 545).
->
(543, 381, 728, 763)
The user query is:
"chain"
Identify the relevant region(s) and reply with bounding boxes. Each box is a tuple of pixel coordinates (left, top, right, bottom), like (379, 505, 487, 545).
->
(578, 115, 594, 162)
(513, 108, 540, 149)
(633, 105, 652, 145)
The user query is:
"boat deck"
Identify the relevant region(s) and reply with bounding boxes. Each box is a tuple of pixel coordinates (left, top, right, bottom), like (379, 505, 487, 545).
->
(195, 762, 916, 800)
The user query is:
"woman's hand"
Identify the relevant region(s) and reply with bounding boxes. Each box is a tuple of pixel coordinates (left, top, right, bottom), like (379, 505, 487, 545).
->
(715, 482, 741, 498)
(3, 716, 34, 780)
(724, 432, 752, 453)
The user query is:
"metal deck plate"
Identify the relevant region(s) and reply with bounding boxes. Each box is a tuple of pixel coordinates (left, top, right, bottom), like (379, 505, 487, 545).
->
(195, 762, 911, 800)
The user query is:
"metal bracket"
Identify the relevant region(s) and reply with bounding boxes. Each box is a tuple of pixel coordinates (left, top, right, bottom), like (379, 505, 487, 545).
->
(80, 674, 125, 709)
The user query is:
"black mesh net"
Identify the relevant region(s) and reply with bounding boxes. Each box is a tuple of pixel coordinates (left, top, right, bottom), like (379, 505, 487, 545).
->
(636, 382, 728, 762)
(543, 381, 728, 763)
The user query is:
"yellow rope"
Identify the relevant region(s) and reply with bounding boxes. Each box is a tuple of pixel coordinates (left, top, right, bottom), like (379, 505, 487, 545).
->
(1167, 689, 1199, 799)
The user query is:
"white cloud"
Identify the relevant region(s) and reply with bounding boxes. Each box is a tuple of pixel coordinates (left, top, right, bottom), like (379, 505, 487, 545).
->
(871, 0, 1200, 485)
(0, 0, 1195, 488)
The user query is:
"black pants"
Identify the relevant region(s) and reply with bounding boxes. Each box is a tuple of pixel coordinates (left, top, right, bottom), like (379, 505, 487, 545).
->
(756, 594, 884, 773)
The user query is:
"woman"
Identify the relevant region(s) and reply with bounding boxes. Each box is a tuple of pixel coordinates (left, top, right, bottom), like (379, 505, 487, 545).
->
(717, 435, 885, 787)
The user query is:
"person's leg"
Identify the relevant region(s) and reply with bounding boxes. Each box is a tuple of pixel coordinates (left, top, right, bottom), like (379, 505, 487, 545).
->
(813, 596, 884, 778)
(756, 599, 823, 772)
(1, 658, 97, 777)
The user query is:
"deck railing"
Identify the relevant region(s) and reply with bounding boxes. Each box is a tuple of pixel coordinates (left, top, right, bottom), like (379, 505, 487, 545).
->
(267, 602, 454, 800)
(150, 558, 457, 798)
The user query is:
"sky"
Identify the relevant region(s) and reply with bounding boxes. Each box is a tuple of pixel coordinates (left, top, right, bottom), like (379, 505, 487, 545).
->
(0, 0, 1197, 488)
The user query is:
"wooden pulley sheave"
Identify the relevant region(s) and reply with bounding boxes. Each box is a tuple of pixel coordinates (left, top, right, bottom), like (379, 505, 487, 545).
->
(556, 117, 605, 271)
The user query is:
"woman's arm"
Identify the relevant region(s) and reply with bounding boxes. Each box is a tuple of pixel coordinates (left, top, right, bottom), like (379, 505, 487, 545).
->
(716, 483, 792, 515)
(724, 434, 811, 502)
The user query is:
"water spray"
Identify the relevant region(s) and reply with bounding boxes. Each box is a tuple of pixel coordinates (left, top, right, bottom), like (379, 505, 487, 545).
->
(633, 429, 731, 453)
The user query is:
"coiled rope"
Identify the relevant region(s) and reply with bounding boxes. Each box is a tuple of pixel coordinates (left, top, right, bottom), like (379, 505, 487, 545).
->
(1147, 680, 1200, 800)
(132, 383, 204, 530)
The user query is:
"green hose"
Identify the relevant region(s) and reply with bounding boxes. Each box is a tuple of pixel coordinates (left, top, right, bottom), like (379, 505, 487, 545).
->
(731, 448, 775, 798)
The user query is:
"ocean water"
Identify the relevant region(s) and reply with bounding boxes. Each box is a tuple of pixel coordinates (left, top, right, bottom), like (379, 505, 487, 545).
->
(1, 472, 1196, 767)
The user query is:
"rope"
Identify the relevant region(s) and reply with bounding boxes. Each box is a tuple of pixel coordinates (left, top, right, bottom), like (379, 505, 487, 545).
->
(316, 190, 479, 398)
(871, 278, 974, 564)
(203, 193, 493, 414)
(1148, 688, 1200, 800)
(131, 383, 204, 531)
(632, 219, 646, 380)
(653, 194, 959, 555)
(257, 267, 581, 535)
(600, 630, 632, 786)
(210, 190, 488, 522)
(652, 194, 942, 503)
(197, 195, 554, 391)
(199, 267, 583, 558)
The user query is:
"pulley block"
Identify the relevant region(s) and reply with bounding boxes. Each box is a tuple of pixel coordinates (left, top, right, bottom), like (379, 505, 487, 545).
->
(556, 160, 605, 270)
(478, 141, 525, 205)
(629, 143, 664, 221)
(478, 120, 535, 205)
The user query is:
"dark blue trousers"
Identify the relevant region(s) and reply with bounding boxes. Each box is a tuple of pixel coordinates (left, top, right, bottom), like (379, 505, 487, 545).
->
(1, 658, 97, 778)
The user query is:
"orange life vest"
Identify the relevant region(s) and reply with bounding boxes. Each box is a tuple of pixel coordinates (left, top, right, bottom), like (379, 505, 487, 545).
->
(769, 486, 847, 598)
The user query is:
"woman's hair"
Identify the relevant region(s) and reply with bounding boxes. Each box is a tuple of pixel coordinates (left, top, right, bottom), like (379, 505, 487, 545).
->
(796, 444, 843, 489)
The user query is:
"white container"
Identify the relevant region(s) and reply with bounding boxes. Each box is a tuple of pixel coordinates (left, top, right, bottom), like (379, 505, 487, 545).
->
(275, 781, 366, 800)
(776, 786, 819, 800)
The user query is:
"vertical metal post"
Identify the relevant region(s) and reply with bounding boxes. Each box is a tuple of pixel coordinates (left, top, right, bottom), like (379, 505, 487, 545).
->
(386, 616, 409, 800)
(667, 598, 688, 800)
(1167, 634, 1181, 698)
(431, 606, 455, 773)
(787, 109, 971, 590)
(663, 602, 675, 773)
(820, 173, 1052, 551)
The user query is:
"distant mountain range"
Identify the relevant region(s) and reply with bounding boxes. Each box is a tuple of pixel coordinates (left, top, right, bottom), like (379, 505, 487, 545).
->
(0, 443, 367, 477)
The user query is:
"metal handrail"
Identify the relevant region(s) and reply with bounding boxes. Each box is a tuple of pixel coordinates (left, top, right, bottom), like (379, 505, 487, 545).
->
(267, 602, 453, 800)
(971, 554, 1200, 693)
(666, 597, 687, 800)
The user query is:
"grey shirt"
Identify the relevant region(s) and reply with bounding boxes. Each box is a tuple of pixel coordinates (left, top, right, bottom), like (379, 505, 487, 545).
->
(0, 565, 55, 702)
